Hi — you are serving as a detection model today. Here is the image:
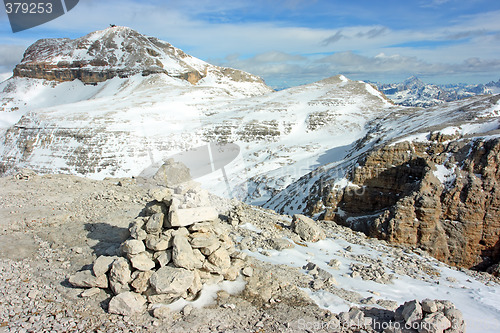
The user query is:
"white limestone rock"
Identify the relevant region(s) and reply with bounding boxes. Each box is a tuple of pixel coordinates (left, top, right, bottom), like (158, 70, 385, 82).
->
(108, 291, 147, 316)
(150, 266, 194, 297)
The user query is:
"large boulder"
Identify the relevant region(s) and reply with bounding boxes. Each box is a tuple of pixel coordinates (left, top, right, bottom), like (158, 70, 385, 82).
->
(153, 159, 192, 187)
(291, 214, 326, 242)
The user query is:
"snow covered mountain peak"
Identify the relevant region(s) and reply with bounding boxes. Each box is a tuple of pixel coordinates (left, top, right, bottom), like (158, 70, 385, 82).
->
(376, 76, 500, 107)
(12, 26, 271, 89)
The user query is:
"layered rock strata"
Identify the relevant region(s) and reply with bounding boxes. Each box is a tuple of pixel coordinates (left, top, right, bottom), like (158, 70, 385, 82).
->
(13, 26, 266, 86)
(316, 135, 500, 270)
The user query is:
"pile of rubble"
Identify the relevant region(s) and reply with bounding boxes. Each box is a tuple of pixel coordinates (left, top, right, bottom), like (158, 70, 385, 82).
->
(337, 299, 466, 333)
(390, 298, 465, 333)
(350, 262, 395, 284)
(69, 182, 248, 316)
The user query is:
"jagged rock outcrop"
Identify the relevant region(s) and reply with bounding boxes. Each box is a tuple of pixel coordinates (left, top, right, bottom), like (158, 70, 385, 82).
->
(317, 136, 500, 270)
(12, 26, 266, 86)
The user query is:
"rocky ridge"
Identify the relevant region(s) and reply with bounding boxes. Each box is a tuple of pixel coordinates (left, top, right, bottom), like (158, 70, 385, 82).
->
(0, 68, 391, 206)
(267, 93, 500, 272)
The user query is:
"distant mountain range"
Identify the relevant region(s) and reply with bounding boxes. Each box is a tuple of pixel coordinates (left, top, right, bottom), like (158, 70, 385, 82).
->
(373, 76, 500, 107)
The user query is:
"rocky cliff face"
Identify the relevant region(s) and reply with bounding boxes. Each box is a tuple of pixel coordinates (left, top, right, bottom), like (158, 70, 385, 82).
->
(12, 26, 265, 86)
(321, 137, 500, 270)
(266, 94, 500, 271)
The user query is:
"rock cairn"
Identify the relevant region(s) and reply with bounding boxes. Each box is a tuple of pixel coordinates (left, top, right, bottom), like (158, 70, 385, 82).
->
(69, 183, 246, 316)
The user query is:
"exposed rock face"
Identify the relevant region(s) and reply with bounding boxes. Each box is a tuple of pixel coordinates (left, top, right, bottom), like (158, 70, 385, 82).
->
(12, 26, 266, 86)
(317, 136, 500, 270)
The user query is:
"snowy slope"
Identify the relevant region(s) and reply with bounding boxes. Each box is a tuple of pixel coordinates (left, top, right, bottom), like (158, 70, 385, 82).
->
(248, 226, 500, 333)
(0, 72, 393, 205)
(265, 94, 500, 214)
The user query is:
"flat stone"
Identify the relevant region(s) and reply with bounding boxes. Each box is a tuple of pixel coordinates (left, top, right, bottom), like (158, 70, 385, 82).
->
(169, 207, 218, 228)
(69, 270, 108, 289)
(93, 256, 118, 277)
(189, 222, 214, 233)
(80, 287, 101, 297)
(189, 232, 219, 249)
(108, 292, 146, 316)
(150, 266, 194, 297)
(129, 252, 156, 271)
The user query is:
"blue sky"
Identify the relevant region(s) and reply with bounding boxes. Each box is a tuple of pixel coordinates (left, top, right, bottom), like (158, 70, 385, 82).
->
(1, 0, 500, 88)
